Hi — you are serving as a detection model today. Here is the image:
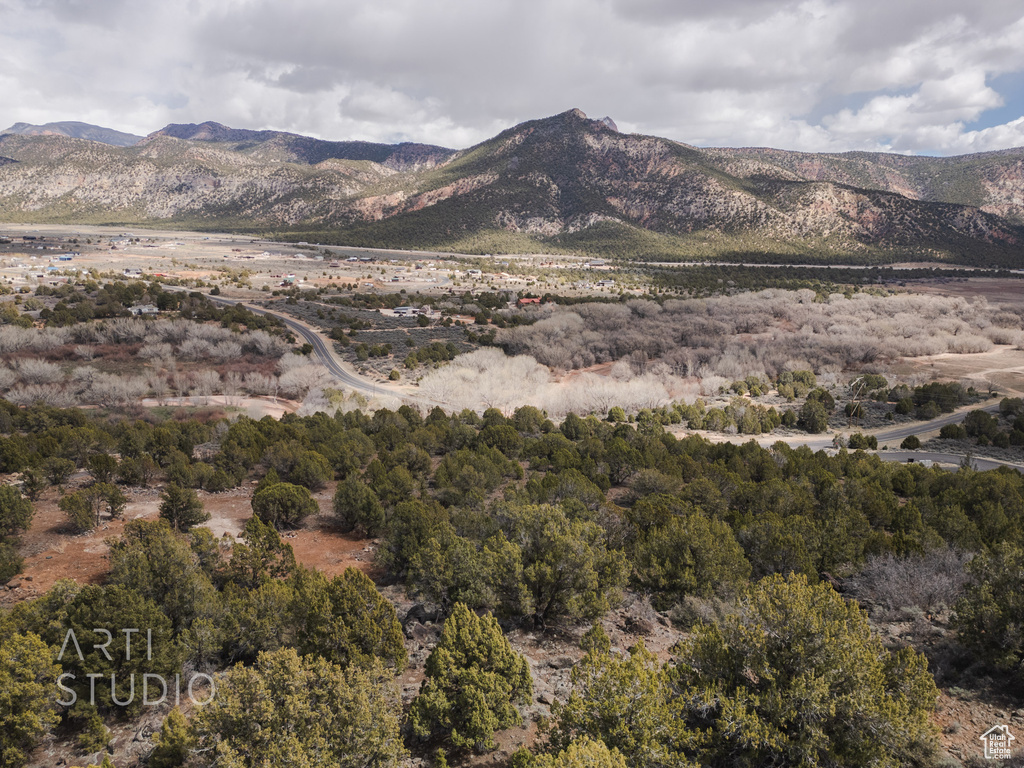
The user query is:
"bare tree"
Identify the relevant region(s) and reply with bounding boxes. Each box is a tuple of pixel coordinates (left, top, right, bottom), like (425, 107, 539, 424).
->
(15, 358, 63, 385)
(846, 549, 972, 617)
(223, 371, 244, 406)
(0, 367, 16, 392)
(279, 364, 331, 400)
(148, 373, 169, 404)
(6, 383, 74, 407)
(191, 370, 222, 403)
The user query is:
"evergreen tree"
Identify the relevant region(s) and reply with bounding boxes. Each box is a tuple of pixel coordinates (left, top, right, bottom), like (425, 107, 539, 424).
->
(192, 648, 405, 768)
(673, 573, 939, 767)
(108, 519, 218, 634)
(0, 632, 61, 768)
(251, 482, 318, 529)
(953, 543, 1024, 681)
(0, 485, 33, 540)
(411, 603, 532, 752)
(548, 640, 695, 766)
(332, 475, 385, 536)
(290, 567, 407, 670)
(158, 483, 209, 532)
(149, 708, 192, 768)
(58, 483, 126, 531)
(631, 500, 750, 608)
(224, 516, 296, 590)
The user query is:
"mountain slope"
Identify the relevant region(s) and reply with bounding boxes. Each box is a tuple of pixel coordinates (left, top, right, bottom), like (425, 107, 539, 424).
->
(1, 121, 144, 147)
(0, 133, 399, 226)
(0, 110, 1022, 266)
(701, 146, 1024, 224)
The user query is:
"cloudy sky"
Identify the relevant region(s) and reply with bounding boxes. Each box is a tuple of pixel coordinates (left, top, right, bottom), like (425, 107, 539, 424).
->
(3, 0, 1024, 155)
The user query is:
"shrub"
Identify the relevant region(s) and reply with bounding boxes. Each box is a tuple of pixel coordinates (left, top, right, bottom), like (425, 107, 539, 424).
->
(251, 482, 318, 529)
(900, 435, 922, 450)
(192, 648, 406, 767)
(671, 574, 939, 766)
(411, 603, 532, 752)
(848, 433, 878, 449)
(939, 424, 967, 440)
(848, 549, 971, 615)
(0, 542, 24, 582)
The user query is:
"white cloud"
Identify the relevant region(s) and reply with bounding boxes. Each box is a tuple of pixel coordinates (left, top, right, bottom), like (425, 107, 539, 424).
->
(1, 0, 1023, 155)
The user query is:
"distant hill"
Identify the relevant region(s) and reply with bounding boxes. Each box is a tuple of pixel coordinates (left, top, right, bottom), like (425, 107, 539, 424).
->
(0, 109, 1023, 266)
(148, 121, 456, 171)
(1, 121, 144, 147)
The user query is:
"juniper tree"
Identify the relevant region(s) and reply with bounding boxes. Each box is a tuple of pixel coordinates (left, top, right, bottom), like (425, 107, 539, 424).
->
(411, 603, 532, 753)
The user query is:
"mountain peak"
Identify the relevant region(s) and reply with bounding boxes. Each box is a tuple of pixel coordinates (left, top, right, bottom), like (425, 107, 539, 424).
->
(149, 121, 255, 142)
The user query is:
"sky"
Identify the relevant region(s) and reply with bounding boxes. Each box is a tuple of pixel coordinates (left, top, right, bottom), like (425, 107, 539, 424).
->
(3, 0, 1024, 156)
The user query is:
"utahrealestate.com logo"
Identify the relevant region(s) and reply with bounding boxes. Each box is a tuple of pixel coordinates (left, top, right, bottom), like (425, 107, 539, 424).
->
(981, 724, 1015, 760)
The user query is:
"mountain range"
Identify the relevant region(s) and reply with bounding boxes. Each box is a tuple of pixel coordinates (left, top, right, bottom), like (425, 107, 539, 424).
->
(2, 110, 1024, 265)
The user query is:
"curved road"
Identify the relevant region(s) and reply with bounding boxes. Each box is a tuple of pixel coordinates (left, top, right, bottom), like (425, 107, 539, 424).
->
(205, 294, 394, 400)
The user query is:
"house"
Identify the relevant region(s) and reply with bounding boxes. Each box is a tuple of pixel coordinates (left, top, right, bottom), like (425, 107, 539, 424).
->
(129, 304, 159, 316)
(517, 297, 542, 308)
(393, 306, 416, 316)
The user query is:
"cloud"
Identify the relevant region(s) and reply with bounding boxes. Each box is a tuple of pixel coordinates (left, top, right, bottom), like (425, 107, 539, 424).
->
(1, 0, 1024, 155)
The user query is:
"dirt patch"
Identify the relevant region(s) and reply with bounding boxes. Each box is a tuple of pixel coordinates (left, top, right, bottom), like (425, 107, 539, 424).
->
(897, 345, 1024, 397)
(1, 478, 163, 605)
(3, 479, 374, 607)
(140, 395, 300, 420)
(935, 689, 1024, 763)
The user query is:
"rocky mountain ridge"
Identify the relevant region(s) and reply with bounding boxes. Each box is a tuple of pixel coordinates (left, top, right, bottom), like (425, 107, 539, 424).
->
(0, 109, 1022, 265)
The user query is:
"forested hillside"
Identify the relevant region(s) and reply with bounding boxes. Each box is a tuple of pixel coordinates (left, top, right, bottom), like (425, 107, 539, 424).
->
(2, 399, 1022, 766)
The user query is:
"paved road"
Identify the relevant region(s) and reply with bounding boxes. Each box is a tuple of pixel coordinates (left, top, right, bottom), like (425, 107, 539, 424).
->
(867, 402, 1001, 445)
(205, 294, 392, 400)
(872, 450, 1023, 472)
